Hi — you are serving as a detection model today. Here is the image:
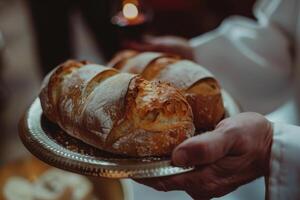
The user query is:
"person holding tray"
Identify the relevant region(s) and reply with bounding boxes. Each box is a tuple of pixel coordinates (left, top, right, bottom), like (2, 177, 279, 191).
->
(131, 0, 300, 199)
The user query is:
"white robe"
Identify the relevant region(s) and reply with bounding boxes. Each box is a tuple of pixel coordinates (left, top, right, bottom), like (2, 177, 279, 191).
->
(190, 0, 300, 199)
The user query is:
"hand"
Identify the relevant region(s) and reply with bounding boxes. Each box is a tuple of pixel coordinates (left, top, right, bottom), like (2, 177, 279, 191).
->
(136, 113, 273, 200)
(123, 35, 195, 60)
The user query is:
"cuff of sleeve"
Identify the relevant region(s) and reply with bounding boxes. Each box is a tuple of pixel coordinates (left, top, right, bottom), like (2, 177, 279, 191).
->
(267, 123, 300, 200)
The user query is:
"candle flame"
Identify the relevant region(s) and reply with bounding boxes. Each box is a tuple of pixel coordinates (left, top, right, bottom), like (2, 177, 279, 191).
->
(123, 3, 139, 19)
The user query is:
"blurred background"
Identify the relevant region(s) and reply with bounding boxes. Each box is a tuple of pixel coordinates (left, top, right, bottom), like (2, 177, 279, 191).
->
(0, 0, 256, 164)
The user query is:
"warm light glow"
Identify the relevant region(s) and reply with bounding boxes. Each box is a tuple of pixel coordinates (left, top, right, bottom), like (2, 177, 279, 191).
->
(123, 3, 139, 19)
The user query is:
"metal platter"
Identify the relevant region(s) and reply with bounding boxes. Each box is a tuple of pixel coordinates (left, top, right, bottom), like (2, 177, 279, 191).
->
(19, 91, 240, 179)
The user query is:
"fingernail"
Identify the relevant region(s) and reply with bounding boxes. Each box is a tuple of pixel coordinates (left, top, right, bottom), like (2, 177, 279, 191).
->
(173, 149, 188, 166)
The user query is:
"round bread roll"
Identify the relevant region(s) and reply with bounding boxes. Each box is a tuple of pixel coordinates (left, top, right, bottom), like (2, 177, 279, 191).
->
(109, 51, 225, 131)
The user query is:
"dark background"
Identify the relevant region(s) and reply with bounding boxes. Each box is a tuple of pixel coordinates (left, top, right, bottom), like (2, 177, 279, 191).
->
(0, 0, 255, 164)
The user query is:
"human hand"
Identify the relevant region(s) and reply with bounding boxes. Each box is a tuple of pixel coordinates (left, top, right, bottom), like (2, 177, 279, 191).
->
(123, 35, 194, 60)
(136, 113, 273, 200)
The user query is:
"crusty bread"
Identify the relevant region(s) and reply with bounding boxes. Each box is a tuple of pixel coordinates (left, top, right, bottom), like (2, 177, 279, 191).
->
(109, 51, 225, 131)
(108, 50, 138, 70)
(40, 60, 195, 157)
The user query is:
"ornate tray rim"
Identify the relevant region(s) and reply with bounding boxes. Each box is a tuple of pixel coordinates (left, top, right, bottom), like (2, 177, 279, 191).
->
(19, 90, 240, 179)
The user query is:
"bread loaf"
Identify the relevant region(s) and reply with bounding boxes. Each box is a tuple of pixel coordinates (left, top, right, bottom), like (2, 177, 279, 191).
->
(109, 51, 225, 131)
(40, 60, 195, 157)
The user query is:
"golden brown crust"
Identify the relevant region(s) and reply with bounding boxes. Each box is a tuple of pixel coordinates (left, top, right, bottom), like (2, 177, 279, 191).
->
(81, 73, 137, 148)
(40, 61, 195, 157)
(187, 79, 225, 131)
(40, 62, 121, 150)
(111, 125, 194, 157)
(107, 77, 194, 156)
(108, 50, 138, 69)
(57, 64, 117, 134)
(120, 52, 165, 74)
(109, 52, 225, 131)
(114, 52, 177, 75)
(142, 57, 180, 80)
(155, 60, 225, 130)
(155, 60, 214, 89)
(40, 60, 88, 123)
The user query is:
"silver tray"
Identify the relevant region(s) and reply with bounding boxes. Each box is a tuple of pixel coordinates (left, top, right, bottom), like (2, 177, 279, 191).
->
(19, 91, 240, 179)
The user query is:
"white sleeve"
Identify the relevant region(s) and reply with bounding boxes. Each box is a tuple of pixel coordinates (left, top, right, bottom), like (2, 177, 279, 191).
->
(190, 0, 295, 114)
(268, 123, 300, 200)
(254, 0, 299, 38)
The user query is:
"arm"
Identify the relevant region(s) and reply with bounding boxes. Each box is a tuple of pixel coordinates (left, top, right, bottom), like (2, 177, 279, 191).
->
(136, 113, 300, 200)
(268, 123, 300, 199)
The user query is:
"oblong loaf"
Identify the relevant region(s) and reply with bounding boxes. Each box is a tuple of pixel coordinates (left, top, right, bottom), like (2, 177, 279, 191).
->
(40, 60, 195, 157)
(109, 51, 225, 131)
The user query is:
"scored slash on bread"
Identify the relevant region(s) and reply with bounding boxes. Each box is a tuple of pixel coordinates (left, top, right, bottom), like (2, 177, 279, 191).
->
(109, 50, 225, 131)
(40, 60, 195, 157)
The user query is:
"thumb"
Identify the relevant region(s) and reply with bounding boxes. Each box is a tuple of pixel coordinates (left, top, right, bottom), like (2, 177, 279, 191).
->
(172, 129, 235, 167)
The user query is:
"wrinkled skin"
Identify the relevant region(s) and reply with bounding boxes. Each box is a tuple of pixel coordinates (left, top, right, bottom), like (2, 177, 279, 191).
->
(124, 35, 195, 60)
(135, 113, 273, 200)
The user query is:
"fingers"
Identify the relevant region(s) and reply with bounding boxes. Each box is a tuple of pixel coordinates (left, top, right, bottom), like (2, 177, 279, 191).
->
(172, 129, 235, 167)
(135, 164, 248, 199)
(172, 112, 271, 167)
(135, 112, 272, 199)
